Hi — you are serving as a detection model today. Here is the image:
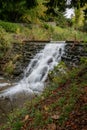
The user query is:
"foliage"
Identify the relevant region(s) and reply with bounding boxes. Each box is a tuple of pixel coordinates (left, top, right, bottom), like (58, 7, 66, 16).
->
(26, 0, 38, 8)
(68, 1, 87, 30)
(12, 121, 23, 130)
(0, 27, 12, 59)
(0, 21, 86, 58)
(71, 7, 85, 29)
(0, 0, 46, 23)
(21, 0, 47, 23)
(70, 0, 87, 8)
(4, 61, 14, 75)
(0, 21, 22, 33)
(0, 0, 87, 31)
(0, 0, 26, 22)
(83, 20, 87, 32)
(45, 0, 67, 16)
(1, 60, 87, 130)
(0, 0, 87, 30)
(55, 12, 68, 28)
(52, 26, 87, 41)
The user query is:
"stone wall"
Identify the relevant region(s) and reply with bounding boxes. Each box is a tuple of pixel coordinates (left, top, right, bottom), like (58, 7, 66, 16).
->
(0, 42, 45, 81)
(62, 43, 87, 67)
(0, 42, 87, 81)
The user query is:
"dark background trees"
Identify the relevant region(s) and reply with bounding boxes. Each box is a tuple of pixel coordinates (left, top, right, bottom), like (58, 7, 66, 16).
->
(0, 0, 38, 22)
(0, 0, 86, 29)
(45, 0, 67, 16)
(0, 0, 26, 22)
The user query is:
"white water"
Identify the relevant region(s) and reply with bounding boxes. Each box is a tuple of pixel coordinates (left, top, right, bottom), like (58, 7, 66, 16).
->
(0, 83, 10, 87)
(0, 43, 65, 97)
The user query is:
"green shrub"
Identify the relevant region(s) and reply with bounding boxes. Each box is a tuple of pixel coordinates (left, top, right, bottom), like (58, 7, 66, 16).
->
(12, 121, 23, 130)
(83, 21, 87, 32)
(0, 21, 22, 33)
(4, 61, 14, 75)
(43, 23, 49, 29)
(0, 27, 12, 59)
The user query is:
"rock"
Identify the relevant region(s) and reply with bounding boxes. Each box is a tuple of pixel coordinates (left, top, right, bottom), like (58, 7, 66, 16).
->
(62, 43, 87, 67)
(0, 42, 45, 81)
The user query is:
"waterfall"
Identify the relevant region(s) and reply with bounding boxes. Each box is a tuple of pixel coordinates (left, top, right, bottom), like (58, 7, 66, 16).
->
(0, 43, 65, 97)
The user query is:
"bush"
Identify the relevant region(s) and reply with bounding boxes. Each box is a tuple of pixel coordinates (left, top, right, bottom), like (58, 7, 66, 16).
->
(55, 13, 68, 28)
(43, 23, 50, 29)
(0, 27, 12, 59)
(4, 61, 14, 75)
(83, 21, 87, 32)
(0, 21, 22, 33)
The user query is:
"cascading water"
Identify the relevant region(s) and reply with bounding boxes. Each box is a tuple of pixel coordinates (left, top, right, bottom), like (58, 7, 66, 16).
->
(0, 43, 65, 97)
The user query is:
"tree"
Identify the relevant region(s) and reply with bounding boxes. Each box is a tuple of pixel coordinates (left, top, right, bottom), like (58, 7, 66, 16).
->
(45, 0, 67, 15)
(44, 0, 67, 21)
(0, 0, 26, 22)
(0, 0, 39, 22)
(70, 0, 87, 9)
(21, 0, 47, 23)
(66, 0, 86, 29)
(69, 0, 87, 21)
(26, 0, 38, 8)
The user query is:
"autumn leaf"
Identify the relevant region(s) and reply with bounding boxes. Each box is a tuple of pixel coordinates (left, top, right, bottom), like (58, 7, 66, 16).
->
(22, 115, 29, 122)
(41, 96, 45, 100)
(43, 105, 49, 111)
(47, 123, 56, 130)
(51, 115, 60, 120)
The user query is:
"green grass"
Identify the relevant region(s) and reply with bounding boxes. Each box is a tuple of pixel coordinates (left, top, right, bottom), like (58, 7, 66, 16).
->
(0, 21, 87, 129)
(1, 60, 87, 130)
(0, 20, 23, 33)
(0, 21, 87, 42)
(53, 26, 87, 41)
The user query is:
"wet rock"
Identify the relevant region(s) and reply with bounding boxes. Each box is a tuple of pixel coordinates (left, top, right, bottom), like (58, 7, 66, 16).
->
(62, 43, 87, 67)
(0, 42, 45, 81)
(40, 66, 48, 81)
(47, 57, 53, 64)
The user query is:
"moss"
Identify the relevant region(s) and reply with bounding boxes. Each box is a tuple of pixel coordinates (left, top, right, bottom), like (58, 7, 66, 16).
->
(4, 61, 15, 75)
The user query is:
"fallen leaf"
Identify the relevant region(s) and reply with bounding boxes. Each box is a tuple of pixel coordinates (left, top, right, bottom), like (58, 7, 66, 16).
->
(23, 115, 29, 122)
(51, 115, 60, 120)
(44, 105, 49, 111)
(47, 123, 56, 130)
(41, 96, 45, 100)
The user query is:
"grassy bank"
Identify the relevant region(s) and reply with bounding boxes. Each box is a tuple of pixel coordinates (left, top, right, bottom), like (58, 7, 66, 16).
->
(0, 21, 87, 76)
(0, 21, 87, 44)
(0, 60, 87, 130)
(0, 21, 87, 130)
(0, 21, 87, 59)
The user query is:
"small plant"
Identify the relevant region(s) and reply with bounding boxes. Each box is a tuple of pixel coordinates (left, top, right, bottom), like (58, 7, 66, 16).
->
(33, 110, 44, 127)
(0, 28, 12, 59)
(12, 120, 23, 130)
(58, 97, 66, 107)
(0, 20, 22, 33)
(43, 23, 49, 29)
(4, 61, 14, 75)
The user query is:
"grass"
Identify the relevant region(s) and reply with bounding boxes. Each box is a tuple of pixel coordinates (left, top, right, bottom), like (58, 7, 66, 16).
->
(0, 21, 87, 129)
(0, 21, 87, 64)
(0, 20, 23, 33)
(0, 21, 87, 43)
(0, 60, 87, 130)
(53, 26, 87, 41)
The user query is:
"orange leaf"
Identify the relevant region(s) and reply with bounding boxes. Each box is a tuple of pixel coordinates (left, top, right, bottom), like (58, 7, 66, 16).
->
(51, 115, 60, 120)
(44, 105, 49, 111)
(23, 115, 29, 122)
